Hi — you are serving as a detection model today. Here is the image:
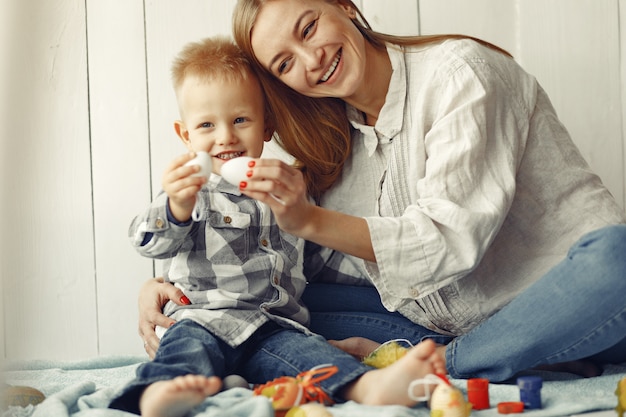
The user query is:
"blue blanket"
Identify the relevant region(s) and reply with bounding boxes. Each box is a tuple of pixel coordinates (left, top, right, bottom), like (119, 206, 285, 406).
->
(2, 356, 625, 417)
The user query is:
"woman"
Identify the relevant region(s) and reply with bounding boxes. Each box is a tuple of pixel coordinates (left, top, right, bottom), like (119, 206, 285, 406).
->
(140, 0, 626, 382)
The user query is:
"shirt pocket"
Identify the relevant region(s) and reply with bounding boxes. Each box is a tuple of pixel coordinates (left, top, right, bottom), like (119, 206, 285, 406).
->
(279, 229, 301, 267)
(205, 211, 251, 264)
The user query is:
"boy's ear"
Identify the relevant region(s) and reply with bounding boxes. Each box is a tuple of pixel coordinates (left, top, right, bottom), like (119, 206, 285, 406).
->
(263, 118, 275, 142)
(174, 120, 193, 150)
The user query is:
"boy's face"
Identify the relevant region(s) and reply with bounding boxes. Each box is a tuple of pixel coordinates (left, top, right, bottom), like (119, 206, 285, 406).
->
(174, 73, 271, 176)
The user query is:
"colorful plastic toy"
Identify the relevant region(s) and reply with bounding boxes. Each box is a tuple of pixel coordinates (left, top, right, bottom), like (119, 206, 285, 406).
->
(517, 376, 542, 409)
(253, 365, 338, 417)
(616, 377, 626, 417)
(467, 378, 490, 410)
(1, 385, 45, 409)
(362, 339, 412, 368)
(408, 374, 472, 417)
(497, 401, 524, 414)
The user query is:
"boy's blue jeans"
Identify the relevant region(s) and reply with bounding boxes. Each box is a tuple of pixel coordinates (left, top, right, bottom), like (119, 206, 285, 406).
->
(303, 224, 626, 382)
(110, 320, 372, 414)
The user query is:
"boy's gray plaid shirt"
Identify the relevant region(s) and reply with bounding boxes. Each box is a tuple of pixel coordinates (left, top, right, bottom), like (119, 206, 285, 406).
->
(129, 175, 311, 347)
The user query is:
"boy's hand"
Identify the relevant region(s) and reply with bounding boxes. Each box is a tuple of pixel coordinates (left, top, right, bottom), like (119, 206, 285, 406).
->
(162, 152, 207, 222)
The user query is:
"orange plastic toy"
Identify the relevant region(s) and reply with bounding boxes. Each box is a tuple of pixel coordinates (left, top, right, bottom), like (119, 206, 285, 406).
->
(254, 365, 338, 417)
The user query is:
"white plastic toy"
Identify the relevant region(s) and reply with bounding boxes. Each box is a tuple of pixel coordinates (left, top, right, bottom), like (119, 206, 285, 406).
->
(408, 374, 472, 417)
(220, 156, 254, 186)
(184, 151, 212, 178)
(221, 156, 285, 205)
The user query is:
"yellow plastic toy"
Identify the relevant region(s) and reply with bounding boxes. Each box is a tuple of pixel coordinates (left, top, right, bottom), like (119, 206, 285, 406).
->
(362, 339, 412, 368)
(616, 377, 626, 417)
(408, 374, 472, 417)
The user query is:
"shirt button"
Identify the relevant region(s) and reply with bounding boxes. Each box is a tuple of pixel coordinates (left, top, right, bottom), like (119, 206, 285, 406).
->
(273, 276, 279, 285)
(261, 239, 268, 247)
(223, 216, 232, 224)
(408, 288, 419, 298)
(155, 218, 165, 229)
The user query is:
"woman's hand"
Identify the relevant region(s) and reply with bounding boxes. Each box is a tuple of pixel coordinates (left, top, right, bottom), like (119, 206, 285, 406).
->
(241, 158, 376, 261)
(239, 159, 315, 236)
(138, 277, 190, 359)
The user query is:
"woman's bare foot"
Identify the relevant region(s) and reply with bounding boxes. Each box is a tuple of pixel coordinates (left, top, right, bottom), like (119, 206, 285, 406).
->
(328, 337, 382, 360)
(139, 374, 222, 417)
(342, 339, 446, 407)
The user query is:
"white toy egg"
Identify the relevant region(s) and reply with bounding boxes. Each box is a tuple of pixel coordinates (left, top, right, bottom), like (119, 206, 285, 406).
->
(429, 383, 472, 417)
(184, 151, 212, 178)
(220, 156, 254, 186)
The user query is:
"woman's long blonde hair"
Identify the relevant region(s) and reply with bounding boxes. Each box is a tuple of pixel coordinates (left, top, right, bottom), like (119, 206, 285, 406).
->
(233, 0, 510, 200)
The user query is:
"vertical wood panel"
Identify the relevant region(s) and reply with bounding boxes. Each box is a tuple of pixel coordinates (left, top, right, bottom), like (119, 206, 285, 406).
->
(144, 1, 237, 197)
(87, 0, 154, 356)
(619, 0, 626, 209)
(361, 0, 419, 35)
(418, 0, 519, 54)
(516, 0, 624, 208)
(2, 0, 97, 360)
(0, 0, 15, 363)
(419, 0, 624, 210)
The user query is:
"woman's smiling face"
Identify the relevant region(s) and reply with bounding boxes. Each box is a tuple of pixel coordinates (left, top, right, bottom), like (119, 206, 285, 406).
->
(250, 0, 367, 100)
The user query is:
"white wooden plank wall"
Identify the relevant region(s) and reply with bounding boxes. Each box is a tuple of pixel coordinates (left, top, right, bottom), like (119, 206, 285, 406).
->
(1, 0, 624, 361)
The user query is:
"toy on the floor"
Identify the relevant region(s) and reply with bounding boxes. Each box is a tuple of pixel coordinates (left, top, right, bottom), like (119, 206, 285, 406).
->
(467, 378, 490, 410)
(408, 374, 472, 417)
(253, 364, 338, 417)
(362, 339, 412, 368)
(497, 401, 524, 414)
(1, 385, 45, 409)
(616, 377, 626, 417)
(517, 376, 542, 409)
(222, 374, 250, 390)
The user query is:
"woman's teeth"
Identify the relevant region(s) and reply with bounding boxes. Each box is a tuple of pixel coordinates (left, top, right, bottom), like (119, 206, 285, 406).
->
(320, 51, 341, 83)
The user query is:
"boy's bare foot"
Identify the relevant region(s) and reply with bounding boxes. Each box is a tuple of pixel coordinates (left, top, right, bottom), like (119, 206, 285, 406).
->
(139, 374, 222, 417)
(343, 339, 446, 407)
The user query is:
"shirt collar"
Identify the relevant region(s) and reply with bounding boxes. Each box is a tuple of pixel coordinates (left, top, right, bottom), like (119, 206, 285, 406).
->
(209, 173, 243, 196)
(346, 44, 407, 155)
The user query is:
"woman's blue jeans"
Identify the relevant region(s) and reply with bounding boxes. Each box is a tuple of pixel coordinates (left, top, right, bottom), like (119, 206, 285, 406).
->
(303, 224, 626, 382)
(110, 320, 372, 414)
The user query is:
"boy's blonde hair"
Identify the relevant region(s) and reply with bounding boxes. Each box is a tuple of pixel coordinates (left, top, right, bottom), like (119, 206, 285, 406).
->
(171, 36, 274, 142)
(171, 36, 257, 95)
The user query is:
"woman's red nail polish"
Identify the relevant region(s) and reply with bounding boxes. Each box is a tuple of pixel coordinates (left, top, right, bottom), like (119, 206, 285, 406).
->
(248, 160, 256, 167)
(180, 295, 191, 305)
(240, 181, 247, 189)
(246, 170, 253, 178)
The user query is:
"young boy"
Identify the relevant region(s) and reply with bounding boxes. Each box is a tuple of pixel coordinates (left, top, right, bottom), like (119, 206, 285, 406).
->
(109, 36, 444, 417)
